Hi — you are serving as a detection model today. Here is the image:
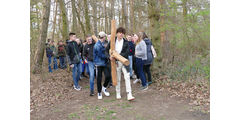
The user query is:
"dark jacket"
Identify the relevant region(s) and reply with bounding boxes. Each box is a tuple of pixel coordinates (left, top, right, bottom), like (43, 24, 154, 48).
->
(143, 38, 154, 65)
(128, 41, 135, 56)
(106, 37, 129, 60)
(46, 44, 53, 57)
(66, 41, 80, 65)
(93, 40, 107, 66)
(77, 43, 83, 59)
(57, 45, 66, 57)
(83, 42, 95, 62)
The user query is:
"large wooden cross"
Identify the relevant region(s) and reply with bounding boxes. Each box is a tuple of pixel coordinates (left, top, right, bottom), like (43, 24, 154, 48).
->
(110, 20, 130, 86)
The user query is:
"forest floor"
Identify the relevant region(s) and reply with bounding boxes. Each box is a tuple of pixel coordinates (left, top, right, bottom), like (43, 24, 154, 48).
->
(30, 66, 210, 120)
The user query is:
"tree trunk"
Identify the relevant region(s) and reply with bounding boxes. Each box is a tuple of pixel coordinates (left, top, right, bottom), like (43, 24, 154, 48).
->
(33, 0, 51, 74)
(84, 0, 91, 35)
(91, 0, 98, 36)
(130, 0, 135, 33)
(58, 0, 69, 40)
(104, 0, 108, 33)
(71, 0, 77, 33)
(51, 0, 58, 42)
(121, 0, 128, 31)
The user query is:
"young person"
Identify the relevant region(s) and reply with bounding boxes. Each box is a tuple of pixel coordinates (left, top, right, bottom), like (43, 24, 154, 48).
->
(106, 27, 135, 101)
(93, 31, 111, 99)
(46, 39, 53, 72)
(76, 38, 84, 79)
(142, 32, 154, 85)
(57, 40, 67, 69)
(132, 34, 141, 84)
(126, 35, 134, 79)
(134, 32, 148, 90)
(66, 32, 82, 91)
(83, 35, 95, 96)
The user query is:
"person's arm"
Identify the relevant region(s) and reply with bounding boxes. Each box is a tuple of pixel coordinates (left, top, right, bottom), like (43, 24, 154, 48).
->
(66, 44, 72, 65)
(105, 42, 110, 59)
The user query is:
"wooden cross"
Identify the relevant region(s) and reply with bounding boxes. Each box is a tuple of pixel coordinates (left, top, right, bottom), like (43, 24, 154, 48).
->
(110, 20, 130, 86)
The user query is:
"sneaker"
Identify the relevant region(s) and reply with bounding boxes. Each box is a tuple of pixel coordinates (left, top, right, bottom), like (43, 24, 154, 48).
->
(108, 83, 113, 88)
(102, 87, 110, 96)
(127, 92, 135, 101)
(98, 93, 102, 99)
(140, 85, 148, 91)
(116, 93, 121, 99)
(74, 85, 81, 91)
(90, 91, 94, 96)
(133, 79, 140, 84)
(148, 81, 153, 85)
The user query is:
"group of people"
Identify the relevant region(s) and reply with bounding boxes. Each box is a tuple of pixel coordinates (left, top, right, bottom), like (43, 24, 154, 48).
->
(46, 27, 156, 101)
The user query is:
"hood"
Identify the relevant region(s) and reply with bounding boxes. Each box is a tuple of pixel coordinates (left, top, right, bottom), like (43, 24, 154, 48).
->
(144, 38, 151, 45)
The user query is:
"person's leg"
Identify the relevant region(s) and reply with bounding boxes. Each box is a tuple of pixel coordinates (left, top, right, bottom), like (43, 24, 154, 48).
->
(48, 57, 52, 72)
(116, 62, 122, 98)
(86, 63, 90, 75)
(122, 64, 132, 93)
(96, 66, 103, 93)
(146, 64, 152, 83)
(76, 63, 81, 81)
(88, 61, 95, 92)
(59, 56, 63, 68)
(53, 57, 58, 70)
(72, 64, 79, 87)
(128, 55, 133, 77)
(103, 66, 111, 88)
(63, 56, 66, 68)
(136, 58, 147, 87)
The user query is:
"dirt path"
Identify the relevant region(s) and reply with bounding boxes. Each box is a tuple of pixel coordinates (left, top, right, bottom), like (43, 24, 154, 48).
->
(30, 69, 209, 120)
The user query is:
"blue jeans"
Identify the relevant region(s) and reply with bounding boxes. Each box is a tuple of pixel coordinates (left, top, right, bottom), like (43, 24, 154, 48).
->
(128, 55, 133, 77)
(88, 61, 95, 92)
(82, 62, 90, 75)
(59, 56, 66, 69)
(72, 63, 81, 87)
(53, 57, 58, 70)
(136, 57, 147, 87)
(48, 56, 53, 73)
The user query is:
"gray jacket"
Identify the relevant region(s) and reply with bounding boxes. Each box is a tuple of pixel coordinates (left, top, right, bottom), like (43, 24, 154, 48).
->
(135, 40, 147, 60)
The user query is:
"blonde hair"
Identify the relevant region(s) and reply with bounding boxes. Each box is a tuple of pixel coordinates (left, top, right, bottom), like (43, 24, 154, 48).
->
(136, 32, 143, 45)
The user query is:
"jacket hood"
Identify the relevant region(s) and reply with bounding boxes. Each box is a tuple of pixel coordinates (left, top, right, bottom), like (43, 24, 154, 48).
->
(144, 38, 151, 45)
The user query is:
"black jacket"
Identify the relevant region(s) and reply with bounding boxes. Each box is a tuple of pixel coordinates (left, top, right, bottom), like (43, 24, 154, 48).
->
(105, 37, 129, 59)
(66, 41, 80, 65)
(83, 43, 95, 62)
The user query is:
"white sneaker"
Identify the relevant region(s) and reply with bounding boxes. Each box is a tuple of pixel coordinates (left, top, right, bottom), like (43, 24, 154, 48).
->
(133, 79, 140, 84)
(116, 93, 121, 99)
(127, 92, 135, 101)
(73, 85, 81, 91)
(98, 93, 102, 99)
(102, 87, 110, 96)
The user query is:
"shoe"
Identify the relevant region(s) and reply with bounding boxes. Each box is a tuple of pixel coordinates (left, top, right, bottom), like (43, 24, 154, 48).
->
(98, 93, 102, 99)
(133, 79, 140, 84)
(116, 93, 121, 99)
(140, 85, 148, 91)
(108, 83, 113, 88)
(130, 76, 133, 80)
(74, 85, 81, 91)
(102, 87, 110, 96)
(127, 92, 135, 101)
(90, 91, 94, 96)
(148, 81, 153, 85)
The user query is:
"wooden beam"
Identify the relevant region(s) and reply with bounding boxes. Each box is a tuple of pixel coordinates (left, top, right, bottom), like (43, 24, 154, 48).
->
(112, 50, 130, 66)
(110, 20, 117, 86)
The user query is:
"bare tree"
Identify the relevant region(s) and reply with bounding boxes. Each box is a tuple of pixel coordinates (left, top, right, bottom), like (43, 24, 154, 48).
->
(58, 0, 69, 40)
(33, 0, 51, 73)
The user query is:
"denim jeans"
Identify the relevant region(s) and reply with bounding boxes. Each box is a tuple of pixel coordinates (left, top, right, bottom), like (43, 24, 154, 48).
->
(88, 61, 95, 92)
(53, 57, 58, 70)
(82, 62, 90, 75)
(143, 64, 152, 82)
(59, 56, 66, 69)
(136, 57, 147, 87)
(128, 55, 133, 77)
(72, 62, 81, 87)
(48, 56, 53, 73)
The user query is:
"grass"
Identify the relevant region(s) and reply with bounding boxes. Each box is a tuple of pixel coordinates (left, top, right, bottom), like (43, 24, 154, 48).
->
(68, 113, 80, 119)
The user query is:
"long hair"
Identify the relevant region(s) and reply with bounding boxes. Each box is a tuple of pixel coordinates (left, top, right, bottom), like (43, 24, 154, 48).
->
(136, 32, 144, 45)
